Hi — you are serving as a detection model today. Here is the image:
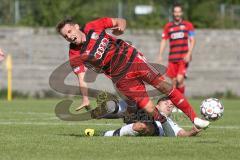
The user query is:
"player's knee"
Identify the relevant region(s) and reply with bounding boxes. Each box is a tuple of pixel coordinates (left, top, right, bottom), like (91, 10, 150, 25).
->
(142, 101, 155, 114)
(150, 75, 173, 95)
(172, 78, 177, 88)
(158, 81, 173, 94)
(177, 75, 184, 86)
(177, 82, 184, 88)
(133, 122, 147, 133)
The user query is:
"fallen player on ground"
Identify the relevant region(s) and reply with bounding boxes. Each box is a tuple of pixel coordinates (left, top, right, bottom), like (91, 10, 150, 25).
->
(102, 96, 202, 137)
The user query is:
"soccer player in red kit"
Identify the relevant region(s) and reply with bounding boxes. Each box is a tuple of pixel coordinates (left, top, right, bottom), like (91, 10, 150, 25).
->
(56, 16, 209, 128)
(158, 3, 195, 95)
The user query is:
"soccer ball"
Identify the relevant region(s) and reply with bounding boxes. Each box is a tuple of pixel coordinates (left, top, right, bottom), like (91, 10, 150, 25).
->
(200, 98, 224, 121)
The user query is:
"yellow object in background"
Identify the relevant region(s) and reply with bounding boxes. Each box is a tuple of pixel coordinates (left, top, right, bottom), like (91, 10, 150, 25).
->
(6, 55, 12, 101)
(85, 128, 95, 136)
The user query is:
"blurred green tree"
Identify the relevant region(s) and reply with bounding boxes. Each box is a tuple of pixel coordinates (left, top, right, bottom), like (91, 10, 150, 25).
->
(0, 0, 240, 28)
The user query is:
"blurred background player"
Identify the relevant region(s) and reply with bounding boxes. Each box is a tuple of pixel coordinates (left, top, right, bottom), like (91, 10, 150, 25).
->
(0, 48, 5, 62)
(104, 97, 202, 137)
(158, 3, 195, 96)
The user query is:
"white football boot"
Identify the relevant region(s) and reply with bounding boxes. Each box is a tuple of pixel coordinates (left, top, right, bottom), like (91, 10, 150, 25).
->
(194, 117, 210, 129)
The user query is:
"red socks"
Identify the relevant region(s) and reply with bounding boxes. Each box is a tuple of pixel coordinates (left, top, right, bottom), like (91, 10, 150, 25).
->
(177, 86, 185, 94)
(168, 88, 197, 122)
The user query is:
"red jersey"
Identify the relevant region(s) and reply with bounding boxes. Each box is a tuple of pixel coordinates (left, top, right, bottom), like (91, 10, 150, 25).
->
(69, 17, 137, 78)
(162, 20, 195, 62)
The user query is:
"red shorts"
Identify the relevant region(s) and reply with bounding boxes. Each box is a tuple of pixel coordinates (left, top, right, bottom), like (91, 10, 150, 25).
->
(114, 53, 165, 109)
(166, 61, 187, 79)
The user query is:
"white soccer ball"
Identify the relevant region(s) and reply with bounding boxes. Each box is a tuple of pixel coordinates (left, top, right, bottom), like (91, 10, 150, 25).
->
(200, 98, 224, 121)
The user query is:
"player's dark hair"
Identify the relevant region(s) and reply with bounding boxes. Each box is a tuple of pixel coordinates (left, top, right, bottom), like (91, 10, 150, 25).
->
(157, 96, 170, 104)
(56, 17, 76, 33)
(172, 2, 183, 12)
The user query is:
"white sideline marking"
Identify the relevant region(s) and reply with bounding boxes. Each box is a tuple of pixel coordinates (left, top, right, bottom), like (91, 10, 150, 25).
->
(0, 121, 239, 129)
(11, 111, 53, 115)
(0, 121, 120, 126)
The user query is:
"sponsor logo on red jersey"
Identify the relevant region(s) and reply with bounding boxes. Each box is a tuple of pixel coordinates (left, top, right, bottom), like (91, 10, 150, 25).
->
(94, 38, 109, 59)
(170, 32, 185, 40)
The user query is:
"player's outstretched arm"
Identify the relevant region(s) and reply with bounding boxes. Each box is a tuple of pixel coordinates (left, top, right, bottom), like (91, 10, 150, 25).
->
(0, 48, 5, 62)
(111, 18, 126, 36)
(158, 39, 167, 64)
(184, 36, 196, 63)
(177, 125, 201, 137)
(75, 72, 90, 111)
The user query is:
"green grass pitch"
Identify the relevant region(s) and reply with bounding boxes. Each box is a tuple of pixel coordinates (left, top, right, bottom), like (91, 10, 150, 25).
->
(0, 99, 239, 160)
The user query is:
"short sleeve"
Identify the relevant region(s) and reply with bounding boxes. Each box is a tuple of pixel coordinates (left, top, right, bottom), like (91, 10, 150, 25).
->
(69, 47, 86, 74)
(161, 24, 169, 40)
(86, 17, 113, 32)
(187, 22, 195, 37)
